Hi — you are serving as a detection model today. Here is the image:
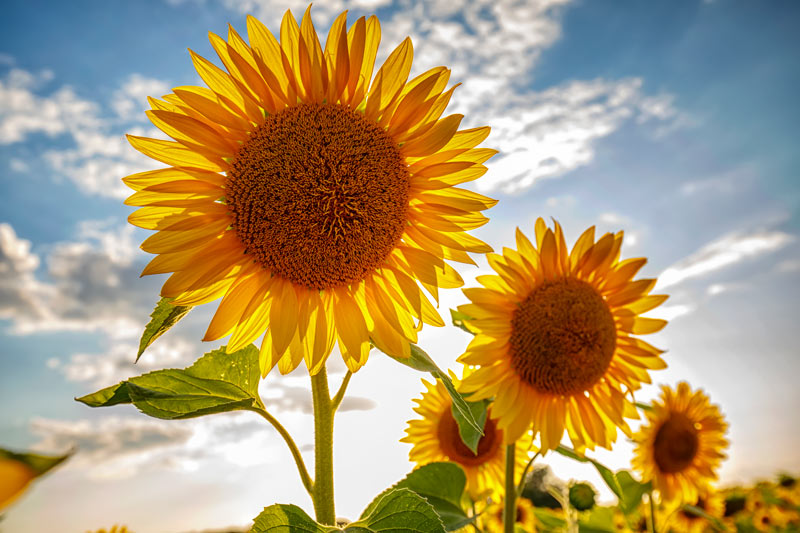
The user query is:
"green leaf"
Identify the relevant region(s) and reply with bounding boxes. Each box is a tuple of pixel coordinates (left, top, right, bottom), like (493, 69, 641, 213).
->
(554, 446, 624, 502)
(578, 506, 616, 533)
(451, 399, 489, 455)
(634, 401, 653, 412)
(77, 345, 264, 419)
(384, 344, 484, 451)
(0, 448, 71, 477)
(615, 471, 649, 514)
(533, 508, 566, 530)
(251, 504, 334, 532)
(449, 309, 475, 334)
(349, 488, 445, 533)
(362, 463, 469, 532)
(137, 297, 192, 362)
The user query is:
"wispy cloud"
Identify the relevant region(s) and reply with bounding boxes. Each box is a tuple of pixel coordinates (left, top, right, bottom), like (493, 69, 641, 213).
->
(0, 220, 157, 338)
(656, 229, 794, 290)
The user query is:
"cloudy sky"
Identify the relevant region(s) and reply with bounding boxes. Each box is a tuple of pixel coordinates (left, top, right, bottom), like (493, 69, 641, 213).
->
(1, 0, 799, 531)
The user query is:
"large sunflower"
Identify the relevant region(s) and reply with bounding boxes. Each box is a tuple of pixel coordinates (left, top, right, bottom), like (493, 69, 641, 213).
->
(632, 382, 728, 503)
(123, 7, 496, 376)
(459, 218, 668, 451)
(401, 375, 532, 500)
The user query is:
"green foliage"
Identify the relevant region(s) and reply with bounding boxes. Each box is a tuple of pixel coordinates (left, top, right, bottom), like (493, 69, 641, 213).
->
(0, 448, 70, 477)
(681, 504, 729, 531)
(578, 506, 617, 533)
(77, 345, 265, 419)
(451, 398, 489, 457)
(250, 488, 445, 533)
(384, 343, 485, 453)
(362, 462, 470, 532)
(449, 309, 474, 334)
(555, 446, 649, 514)
(136, 297, 192, 362)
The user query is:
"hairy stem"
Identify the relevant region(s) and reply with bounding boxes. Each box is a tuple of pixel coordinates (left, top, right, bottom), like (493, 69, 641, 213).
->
(503, 443, 517, 533)
(248, 407, 313, 496)
(331, 370, 353, 412)
(648, 491, 658, 533)
(311, 366, 336, 525)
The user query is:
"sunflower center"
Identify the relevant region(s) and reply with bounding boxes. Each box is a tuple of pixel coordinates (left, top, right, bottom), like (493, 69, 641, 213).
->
(509, 278, 617, 395)
(226, 103, 410, 290)
(437, 407, 501, 467)
(653, 412, 700, 474)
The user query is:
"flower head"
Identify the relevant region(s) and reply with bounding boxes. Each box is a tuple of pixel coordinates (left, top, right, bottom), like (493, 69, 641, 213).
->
(124, 7, 496, 376)
(401, 374, 532, 500)
(459, 218, 668, 450)
(633, 382, 729, 502)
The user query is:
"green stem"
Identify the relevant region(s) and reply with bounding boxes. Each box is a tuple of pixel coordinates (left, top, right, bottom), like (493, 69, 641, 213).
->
(311, 366, 336, 525)
(331, 370, 353, 412)
(648, 491, 658, 533)
(503, 443, 517, 533)
(248, 407, 314, 496)
(515, 451, 540, 499)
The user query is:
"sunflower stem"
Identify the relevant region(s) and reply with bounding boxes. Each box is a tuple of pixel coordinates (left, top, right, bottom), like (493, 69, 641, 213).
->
(311, 366, 336, 525)
(648, 491, 658, 533)
(503, 442, 517, 533)
(247, 407, 313, 496)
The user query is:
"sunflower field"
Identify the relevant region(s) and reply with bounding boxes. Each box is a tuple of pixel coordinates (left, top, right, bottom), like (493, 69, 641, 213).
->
(1, 3, 798, 533)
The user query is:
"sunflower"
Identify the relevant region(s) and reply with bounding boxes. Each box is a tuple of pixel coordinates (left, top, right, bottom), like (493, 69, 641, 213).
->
(123, 7, 496, 376)
(458, 218, 668, 450)
(401, 375, 532, 500)
(0, 457, 35, 511)
(480, 496, 537, 532)
(672, 491, 725, 533)
(632, 382, 729, 503)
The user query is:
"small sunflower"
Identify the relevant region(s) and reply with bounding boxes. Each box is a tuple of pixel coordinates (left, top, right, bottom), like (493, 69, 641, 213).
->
(480, 496, 537, 533)
(459, 218, 668, 450)
(401, 375, 532, 500)
(673, 491, 725, 533)
(632, 382, 729, 503)
(124, 7, 496, 376)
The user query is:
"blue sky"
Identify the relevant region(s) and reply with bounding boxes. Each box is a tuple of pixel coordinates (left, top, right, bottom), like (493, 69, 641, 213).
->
(1, 0, 799, 531)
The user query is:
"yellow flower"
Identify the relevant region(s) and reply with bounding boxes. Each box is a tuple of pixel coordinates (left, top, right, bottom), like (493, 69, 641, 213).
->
(459, 218, 668, 450)
(0, 457, 36, 511)
(480, 496, 537, 532)
(632, 382, 728, 503)
(401, 375, 532, 500)
(87, 527, 130, 533)
(672, 491, 725, 533)
(123, 7, 496, 376)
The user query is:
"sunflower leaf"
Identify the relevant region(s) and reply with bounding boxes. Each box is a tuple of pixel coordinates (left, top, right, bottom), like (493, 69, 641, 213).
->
(349, 488, 445, 532)
(681, 504, 728, 531)
(578, 506, 616, 532)
(449, 309, 475, 334)
(136, 297, 192, 362)
(615, 471, 649, 514)
(385, 344, 484, 451)
(360, 462, 469, 531)
(451, 398, 489, 455)
(250, 503, 335, 532)
(77, 344, 265, 418)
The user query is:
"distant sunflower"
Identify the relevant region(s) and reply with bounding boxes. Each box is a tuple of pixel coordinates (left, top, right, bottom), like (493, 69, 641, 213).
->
(480, 496, 537, 532)
(124, 7, 496, 376)
(459, 218, 668, 450)
(673, 491, 725, 533)
(632, 382, 729, 503)
(401, 375, 532, 500)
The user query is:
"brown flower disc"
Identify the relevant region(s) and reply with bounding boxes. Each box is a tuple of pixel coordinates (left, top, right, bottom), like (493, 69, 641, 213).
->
(653, 413, 700, 473)
(509, 278, 617, 395)
(226, 103, 410, 290)
(437, 407, 501, 467)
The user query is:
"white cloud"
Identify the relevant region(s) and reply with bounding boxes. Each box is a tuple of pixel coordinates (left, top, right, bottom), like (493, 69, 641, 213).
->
(0, 66, 168, 199)
(30, 414, 279, 480)
(112, 74, 171, 121)
(0, 221, 158, 339)
(776, 259, 800, 274)
(656, 229, 794, 290)
(8, 157, 29, 172)
(647, 303, 695, 321)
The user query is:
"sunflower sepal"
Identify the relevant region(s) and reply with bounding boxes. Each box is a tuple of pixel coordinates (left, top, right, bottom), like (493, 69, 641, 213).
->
(136, 296, 192, 362)
(449, 308, 475, 335)
(382, 343, 485, 451)
(0, 448, 71, 512)
(76, 344, 265, 419)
